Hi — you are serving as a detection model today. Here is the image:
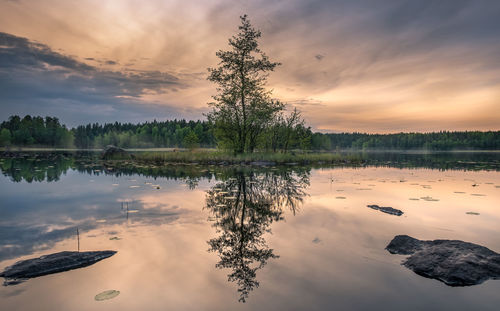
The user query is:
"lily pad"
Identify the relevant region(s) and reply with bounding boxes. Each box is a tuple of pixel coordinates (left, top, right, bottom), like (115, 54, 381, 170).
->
(421, 196, 439, 201)
(95, 290, 120, 301)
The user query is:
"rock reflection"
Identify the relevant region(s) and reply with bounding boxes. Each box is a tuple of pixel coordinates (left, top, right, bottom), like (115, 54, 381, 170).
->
(205, 169, 310, 302)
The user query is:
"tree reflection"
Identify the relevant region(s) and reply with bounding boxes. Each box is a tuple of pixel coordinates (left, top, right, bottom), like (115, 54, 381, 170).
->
(0, 153, 74, 182)
(205, 168, 310, 302)
(2, 151, 499, 184)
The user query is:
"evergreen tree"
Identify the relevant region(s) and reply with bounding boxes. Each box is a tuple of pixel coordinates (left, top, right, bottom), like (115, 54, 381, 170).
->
(0, 128, 11, 146)
(207, 15, 282, 154)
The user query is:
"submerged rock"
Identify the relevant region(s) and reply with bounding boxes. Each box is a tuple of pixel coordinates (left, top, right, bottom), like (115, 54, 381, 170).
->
(367, 204, 403, 216)
(101, 145, 129, 160)
(386, 235, 500, 286)
(0, 251, 116, 286)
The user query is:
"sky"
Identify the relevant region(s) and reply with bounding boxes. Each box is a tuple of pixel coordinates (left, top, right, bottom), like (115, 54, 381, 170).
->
(0, 0, 499, 133)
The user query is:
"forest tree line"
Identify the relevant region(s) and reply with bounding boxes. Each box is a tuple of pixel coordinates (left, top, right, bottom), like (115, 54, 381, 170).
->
(1, 115, 499, 151)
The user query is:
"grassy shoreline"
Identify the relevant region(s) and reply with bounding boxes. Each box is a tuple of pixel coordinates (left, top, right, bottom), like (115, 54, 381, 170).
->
(2, 148, 500, 167)
(130, 150, 363, 165)
(2, 147, 500, 153)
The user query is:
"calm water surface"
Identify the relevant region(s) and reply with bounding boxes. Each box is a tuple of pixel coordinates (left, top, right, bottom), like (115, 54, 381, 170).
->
(0, 152, 500, 310)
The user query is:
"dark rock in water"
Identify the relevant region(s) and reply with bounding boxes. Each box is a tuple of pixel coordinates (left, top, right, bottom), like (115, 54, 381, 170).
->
(101, 145, 129, 160)
(0, 251, 116, 286)
(386, 235, 500, 286)
(367, 204, 403, 216)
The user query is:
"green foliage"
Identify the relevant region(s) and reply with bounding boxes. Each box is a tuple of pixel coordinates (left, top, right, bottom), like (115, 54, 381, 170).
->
(72, 119, 215, 149)
(207, 15, 283, 154)
(262, 108, 312, 152)
(312, 131, 500, 151)
(1, 115, 499, 151)
(183, 130, 199, 150)
(0, 128, 12, 146)
(0, 115, 73, 147)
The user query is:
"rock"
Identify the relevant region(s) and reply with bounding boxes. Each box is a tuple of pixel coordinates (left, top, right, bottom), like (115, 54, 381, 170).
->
(386, 235, 500, 286)
(101, 145, 129, 160)
(0, 251, 116, 286)
(367, 204, 403, 216)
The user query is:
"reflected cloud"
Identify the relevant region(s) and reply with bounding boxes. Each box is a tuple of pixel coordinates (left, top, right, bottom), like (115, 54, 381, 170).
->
(0, 168, 185, 262)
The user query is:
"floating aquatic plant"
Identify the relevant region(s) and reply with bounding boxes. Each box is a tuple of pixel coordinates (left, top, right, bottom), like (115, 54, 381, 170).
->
(95, 290, 120, 301)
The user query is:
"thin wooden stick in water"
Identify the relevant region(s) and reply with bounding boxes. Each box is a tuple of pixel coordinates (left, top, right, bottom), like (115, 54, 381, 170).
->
(77, 227, 80, 252)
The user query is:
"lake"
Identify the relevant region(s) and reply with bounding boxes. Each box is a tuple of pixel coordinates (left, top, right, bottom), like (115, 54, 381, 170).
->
(1, 151, 500, 310)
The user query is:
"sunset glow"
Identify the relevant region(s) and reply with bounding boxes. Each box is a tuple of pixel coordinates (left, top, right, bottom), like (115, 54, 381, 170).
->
(1, 0, 499, 132)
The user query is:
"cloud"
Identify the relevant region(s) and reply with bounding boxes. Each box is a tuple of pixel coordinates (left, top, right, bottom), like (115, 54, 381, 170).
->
(0, 0, 499, 131)
(0, 32, 197, 126)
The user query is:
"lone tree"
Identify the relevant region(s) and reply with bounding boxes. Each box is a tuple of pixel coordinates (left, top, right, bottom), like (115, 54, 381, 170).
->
(207, 15, 283, 154)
